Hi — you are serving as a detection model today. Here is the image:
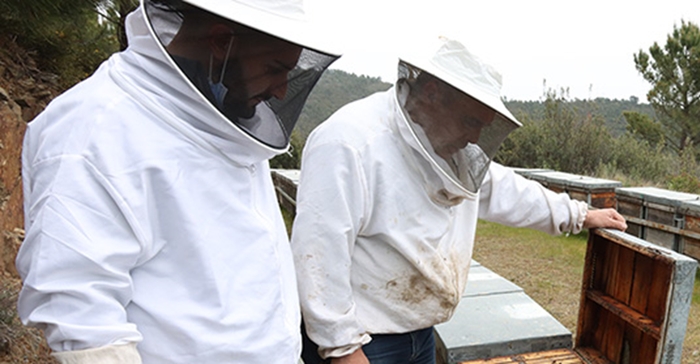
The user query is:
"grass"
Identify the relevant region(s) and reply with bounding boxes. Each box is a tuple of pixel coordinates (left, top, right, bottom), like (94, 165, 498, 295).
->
(686, 271, 700, 362)
(472, 219, 700, 363)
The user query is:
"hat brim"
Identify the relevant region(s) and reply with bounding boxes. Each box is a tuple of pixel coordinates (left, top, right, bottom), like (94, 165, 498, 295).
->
(399, 58, 521, 128)
(187, 0, 341, 57)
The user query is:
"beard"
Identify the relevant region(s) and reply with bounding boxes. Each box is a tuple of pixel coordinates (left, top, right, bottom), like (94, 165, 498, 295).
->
(220, 59, 276, 121)
(219, 59, 255, 120)
(223, 99, 256, 120)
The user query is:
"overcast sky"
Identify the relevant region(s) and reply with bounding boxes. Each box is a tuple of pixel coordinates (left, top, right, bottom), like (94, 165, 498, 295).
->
(306, 0, 700, 102)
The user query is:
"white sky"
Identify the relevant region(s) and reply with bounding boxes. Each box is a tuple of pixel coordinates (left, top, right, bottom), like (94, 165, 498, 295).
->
(306, 0, 700, 102)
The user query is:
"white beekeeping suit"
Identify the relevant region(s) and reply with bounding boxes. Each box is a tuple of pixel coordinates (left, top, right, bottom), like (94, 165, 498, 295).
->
(16, 0, 340, 363)
(291, 35, 587, 360)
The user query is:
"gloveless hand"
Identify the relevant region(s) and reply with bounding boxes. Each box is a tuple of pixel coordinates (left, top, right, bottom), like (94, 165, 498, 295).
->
(583, 208, 627, 231)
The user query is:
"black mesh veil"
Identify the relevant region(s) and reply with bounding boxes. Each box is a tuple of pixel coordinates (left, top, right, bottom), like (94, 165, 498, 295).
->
(144, 0, 337, 149)
(266, 50, 336, 143)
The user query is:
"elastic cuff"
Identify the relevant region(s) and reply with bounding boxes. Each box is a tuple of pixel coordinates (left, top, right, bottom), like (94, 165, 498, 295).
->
(320, 334, 372, 359)
(52, 342, 141, 364)
(572, 201, 588, 235)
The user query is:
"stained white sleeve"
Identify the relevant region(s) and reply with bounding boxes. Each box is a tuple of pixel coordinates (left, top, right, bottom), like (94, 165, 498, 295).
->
(52, 343, 142, 364)
(17, 155, 145, 352)
(478, 163, 588, 235)
(291, 140, 372, 359)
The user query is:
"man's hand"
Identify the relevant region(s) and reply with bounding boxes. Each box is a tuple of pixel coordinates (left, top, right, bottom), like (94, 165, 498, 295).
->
(330, 349, 370, 364)
(583, 208, 627, 231)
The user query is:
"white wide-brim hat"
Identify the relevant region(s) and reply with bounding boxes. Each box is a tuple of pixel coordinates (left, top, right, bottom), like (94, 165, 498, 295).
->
(398, 35, 521, 128)
(181, 0, 341, 57)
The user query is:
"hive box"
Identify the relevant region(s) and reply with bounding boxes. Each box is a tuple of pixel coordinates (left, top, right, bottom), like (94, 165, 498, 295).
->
(615, 187, 700, 252)
(524, 171, 621, 209)
(460, 228, 697, 364)
(679, 199, 700, 261)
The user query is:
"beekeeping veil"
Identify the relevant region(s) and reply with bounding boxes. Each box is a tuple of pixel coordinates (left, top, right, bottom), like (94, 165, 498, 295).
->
(142, 0, 339, 150)
(396, 36, 521, 196)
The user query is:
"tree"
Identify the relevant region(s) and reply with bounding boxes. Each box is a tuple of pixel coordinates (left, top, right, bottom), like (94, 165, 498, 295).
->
(96, 0, 139, 51)
(0, 0, 135, 87)
(634, 20, 700, 155)
(623, 111, 664, 147)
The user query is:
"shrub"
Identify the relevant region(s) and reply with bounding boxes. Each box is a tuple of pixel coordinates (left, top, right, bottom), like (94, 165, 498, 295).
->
(604, 134, 674, 184)
(496, 91, 614, 176)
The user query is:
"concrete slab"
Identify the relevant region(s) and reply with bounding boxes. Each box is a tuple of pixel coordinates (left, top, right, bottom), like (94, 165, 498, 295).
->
(462, 265, 522, 298)
(435, 291, 572, 364)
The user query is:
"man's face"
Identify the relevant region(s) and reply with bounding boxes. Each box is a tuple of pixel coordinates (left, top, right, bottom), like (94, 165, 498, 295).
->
(221, 36, 302, 119)
(416, 85, 496, 160)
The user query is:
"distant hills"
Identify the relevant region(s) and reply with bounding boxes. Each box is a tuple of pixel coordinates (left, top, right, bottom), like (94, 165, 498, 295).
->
(296, 70, 392, 139)
(505, 98, 656, 137)
(297, 69, 656, 140)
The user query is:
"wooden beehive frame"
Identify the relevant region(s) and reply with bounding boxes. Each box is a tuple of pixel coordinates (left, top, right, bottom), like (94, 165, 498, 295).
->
(576, 229, 673, 363)
(460, 229, 696, 364)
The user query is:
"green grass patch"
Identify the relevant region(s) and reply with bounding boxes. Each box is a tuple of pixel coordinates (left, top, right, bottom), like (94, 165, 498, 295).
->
(475, 219, 588, 272)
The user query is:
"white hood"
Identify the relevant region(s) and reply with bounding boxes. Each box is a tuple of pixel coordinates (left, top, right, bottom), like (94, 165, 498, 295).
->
(114, 7, 286, 164)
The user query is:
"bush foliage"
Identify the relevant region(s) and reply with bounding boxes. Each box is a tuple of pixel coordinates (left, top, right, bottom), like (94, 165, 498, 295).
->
(496, 90, 699, 191)
(496, 90, 613, 175)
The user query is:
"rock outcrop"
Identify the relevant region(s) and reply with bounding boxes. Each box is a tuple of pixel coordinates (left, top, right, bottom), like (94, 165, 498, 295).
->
(0, 36, 60, 277)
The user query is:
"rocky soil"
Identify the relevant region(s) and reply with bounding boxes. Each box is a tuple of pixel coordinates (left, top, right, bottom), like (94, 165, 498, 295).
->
(0, 35, 61, 363)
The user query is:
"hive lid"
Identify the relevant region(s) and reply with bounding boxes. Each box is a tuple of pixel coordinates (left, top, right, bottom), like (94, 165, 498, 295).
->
(527, 171, 622, 189)
(615, 186, 700, 207)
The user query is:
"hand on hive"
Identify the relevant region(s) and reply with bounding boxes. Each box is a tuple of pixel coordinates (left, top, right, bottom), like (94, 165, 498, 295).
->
(583, 208, 627, 231)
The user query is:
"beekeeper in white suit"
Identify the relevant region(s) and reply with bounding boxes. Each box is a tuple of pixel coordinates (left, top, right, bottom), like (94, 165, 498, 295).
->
(291, 36, 627, 364)
(16, 0, 339, 363)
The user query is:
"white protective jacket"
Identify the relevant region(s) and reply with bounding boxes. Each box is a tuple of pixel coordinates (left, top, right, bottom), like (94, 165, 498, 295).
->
(291, 87, 587, 358)
(17, 8, 300, 364)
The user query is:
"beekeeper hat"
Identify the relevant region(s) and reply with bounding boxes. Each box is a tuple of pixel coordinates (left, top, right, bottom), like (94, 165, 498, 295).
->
(398, 35, 521, 128)
(180, 0, 340, 57)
